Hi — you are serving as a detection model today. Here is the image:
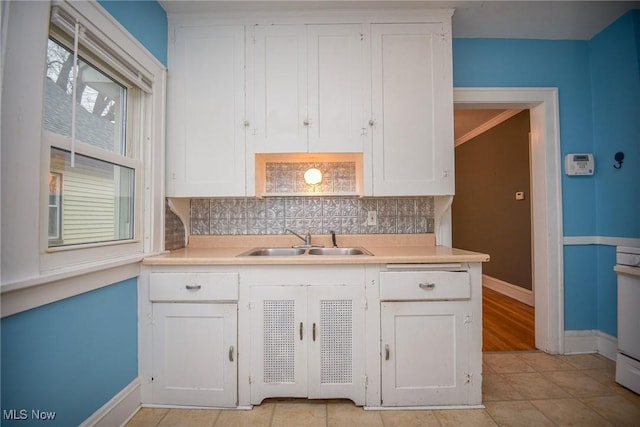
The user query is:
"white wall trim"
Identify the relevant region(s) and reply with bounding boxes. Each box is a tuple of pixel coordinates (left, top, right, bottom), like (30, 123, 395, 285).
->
(563, 236, 640, 247)
(455, 108, 523, 147)
(80, 378, 141, 427)
(483, 275, 534, 306)
(1, 262, 140, 317)
(454, 87, 564, 355)
(564, 330, 617, 361)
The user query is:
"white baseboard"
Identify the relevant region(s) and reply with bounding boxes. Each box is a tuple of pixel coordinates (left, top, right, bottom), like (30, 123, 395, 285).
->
(564, 330, 617, 361)
(80, 378, 141, 427)
(482, 275, 534, 306)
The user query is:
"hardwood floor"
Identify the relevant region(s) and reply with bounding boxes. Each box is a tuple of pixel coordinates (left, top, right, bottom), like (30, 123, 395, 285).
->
(483, 286, 535, 351)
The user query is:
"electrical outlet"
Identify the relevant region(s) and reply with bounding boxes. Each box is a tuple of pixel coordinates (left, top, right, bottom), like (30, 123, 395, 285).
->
(367, 210, 377, 226)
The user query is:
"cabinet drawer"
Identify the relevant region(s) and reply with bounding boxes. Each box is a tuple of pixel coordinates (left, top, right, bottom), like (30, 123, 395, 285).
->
(380, 271, 470, 301)
(149, 273, 238, 302)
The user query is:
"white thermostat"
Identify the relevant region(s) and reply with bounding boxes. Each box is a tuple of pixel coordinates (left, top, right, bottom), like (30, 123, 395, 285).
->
(565, 153, 594, 176)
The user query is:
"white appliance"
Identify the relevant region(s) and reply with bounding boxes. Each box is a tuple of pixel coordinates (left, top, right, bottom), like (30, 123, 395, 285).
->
(615, 245, 640, 394)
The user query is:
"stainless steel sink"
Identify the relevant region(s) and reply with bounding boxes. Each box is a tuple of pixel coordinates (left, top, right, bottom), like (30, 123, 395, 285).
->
(308, 247, 373, 256)
(237, 247, 306, 257)
(236, 246, 373, 257)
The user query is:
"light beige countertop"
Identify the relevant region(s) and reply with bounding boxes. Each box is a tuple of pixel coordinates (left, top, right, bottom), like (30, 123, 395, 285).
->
(144, 234, 490, 266)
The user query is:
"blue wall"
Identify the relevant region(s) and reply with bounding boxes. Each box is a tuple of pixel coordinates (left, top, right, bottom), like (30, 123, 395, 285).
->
(453, 10, 640, 336)
(589, 10, 640, 239)
(588, 10, 640, 337)
(98, 0, 168, 65)
(0, 3, 167, 425)
(1, 279, 138, 426)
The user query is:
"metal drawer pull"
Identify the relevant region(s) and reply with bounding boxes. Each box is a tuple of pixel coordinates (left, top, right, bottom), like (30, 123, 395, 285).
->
(229, 345, 234, 362)
(385, 344, 390, 361)
(313, 323, 316, 341)
(419, 282, 436, 290)
(300, 322, 303, 340)
(185, 284, 202, 291)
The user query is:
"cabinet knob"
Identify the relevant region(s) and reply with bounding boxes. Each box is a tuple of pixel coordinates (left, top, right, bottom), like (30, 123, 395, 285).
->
(303, 119, 311, 126)
(418, 282, 436, 290)
(229, 345, 234, 362)
(369, 119, 376, 126)
(385, 344, 390, 361)
(243, 120, 250, 127)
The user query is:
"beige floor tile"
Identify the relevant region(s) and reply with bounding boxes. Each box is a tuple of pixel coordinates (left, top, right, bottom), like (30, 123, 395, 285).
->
(379, 410, 441, 427)
(531, 398, 613, 426)
(434, 409, 499, 427)
(542, 370, 618, 397)
(581, 395, 640, 427)
(583, 367, 617, 386)
(271, 401, 327, 427)
(516, 352, 576, 372)
(157, 408, 219, 427)
(502, 372, 570, 399)
(483, 353, 536, 374)
(483, 360, 496, 374)
(126, 407, 169, 427)
(482, 373, 525, 402)
(559, 353, 615, 370)
(214, 404, 274, 427)
(326, 402, 383, 427)
(613, 385, 640, 407)
(484, 401, 555, 427)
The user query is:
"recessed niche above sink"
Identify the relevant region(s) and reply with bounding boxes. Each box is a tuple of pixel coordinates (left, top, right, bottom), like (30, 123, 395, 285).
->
(255, 152, 363, 197)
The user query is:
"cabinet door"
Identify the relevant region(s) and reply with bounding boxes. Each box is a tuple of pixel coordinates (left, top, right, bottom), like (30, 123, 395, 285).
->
(307, 24, 367, 153)
(371, 23, 454, 195)
(250, 285, 308, 404)
(307, 285, 366, 405)
(166, 25, 246, 196)
(152, 303, 237, 407)
(251, 25, 308, 153)
(381, 301, 470, 406)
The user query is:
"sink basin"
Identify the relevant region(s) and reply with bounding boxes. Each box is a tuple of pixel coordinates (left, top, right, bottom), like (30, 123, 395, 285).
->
(238, 247, 306, 257)
(308, 247, 373, 256)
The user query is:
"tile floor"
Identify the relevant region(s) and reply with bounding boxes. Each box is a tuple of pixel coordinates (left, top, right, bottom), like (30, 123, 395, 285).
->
(127, 352, 640, 427)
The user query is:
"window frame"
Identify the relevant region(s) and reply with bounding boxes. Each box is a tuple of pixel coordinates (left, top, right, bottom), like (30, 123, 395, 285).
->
(43, 33, 143, 251)
(35, 0, 166, 275)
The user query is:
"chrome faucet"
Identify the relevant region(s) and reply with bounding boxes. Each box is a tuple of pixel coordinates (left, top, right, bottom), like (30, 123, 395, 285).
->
(284, 228, 311, 246)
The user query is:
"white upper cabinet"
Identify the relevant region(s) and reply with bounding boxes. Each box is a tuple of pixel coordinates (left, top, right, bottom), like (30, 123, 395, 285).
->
(166, 25, 247, 197)
(165, 9, 454, 197)
(307, 24, 367, 153)
(370, 23, 454, 195)
(249, 24, 366, 154)
(250, 25, 308, 153)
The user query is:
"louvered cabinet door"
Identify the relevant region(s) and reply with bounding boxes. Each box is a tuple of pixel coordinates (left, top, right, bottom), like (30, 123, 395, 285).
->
(249, 285, 307, 404)
(307, 285, 366, 405)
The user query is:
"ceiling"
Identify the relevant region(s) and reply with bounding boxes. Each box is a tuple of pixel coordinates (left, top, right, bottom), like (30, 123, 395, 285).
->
(158, 1, 640, 40)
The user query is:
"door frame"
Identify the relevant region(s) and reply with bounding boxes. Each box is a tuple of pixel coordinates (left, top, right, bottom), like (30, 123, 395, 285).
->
(453, 87, 564, 354)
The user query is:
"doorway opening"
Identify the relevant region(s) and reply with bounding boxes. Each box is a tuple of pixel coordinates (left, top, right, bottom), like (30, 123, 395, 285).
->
(453, 108, 535, 351)
(452, 88, 564, 355)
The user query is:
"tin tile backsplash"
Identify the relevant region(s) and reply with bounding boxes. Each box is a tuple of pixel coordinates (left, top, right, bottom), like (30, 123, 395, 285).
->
(188, 196, 434, 236)
(265, 161, 357, 194)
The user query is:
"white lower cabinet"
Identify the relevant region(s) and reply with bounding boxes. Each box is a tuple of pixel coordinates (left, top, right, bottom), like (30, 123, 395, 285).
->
(152, 303, 238, 407)
(381, 301, 469, 406)
(148, 271, 239, 407)
(379, 268, 480, 406)
(249, 284, 366, 405)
